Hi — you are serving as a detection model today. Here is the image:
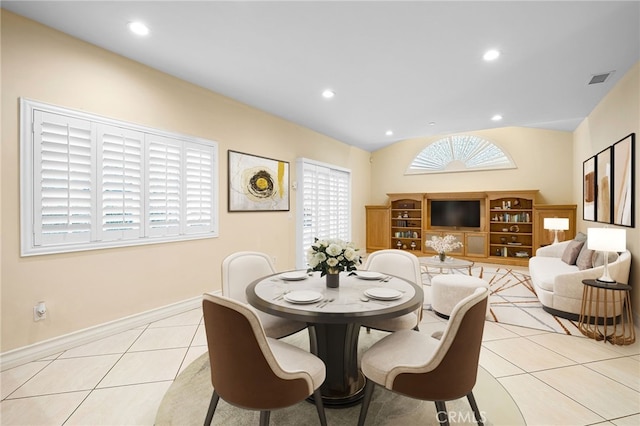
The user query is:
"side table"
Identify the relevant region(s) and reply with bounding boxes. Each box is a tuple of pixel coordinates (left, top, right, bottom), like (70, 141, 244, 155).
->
(578, 279, 635, 345)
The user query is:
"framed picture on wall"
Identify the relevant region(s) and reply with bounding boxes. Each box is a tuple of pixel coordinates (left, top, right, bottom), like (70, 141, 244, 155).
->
(596, 146, 612, 223)
(228, 150, 290, 212)
(583, 156, 596, 221)
(612, 133, 635, 227)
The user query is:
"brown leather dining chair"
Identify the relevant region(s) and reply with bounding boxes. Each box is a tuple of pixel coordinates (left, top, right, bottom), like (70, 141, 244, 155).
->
(222, 251, 306, 338)
(357, 287, 489, 426)
(360, 249, 424, 332)
(202, 293, 327, 426)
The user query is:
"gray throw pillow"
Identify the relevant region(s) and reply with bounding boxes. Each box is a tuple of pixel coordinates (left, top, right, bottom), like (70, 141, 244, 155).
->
(561, 240, 585, 265)
(576, 247, 595, 270)
(593, 251, 619, 267)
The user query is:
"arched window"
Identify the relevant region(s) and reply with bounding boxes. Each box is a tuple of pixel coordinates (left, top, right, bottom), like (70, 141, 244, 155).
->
(406, 135, 516, 174)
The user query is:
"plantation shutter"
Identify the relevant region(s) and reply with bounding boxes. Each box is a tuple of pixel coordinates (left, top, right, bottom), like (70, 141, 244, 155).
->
(146, 134, 182, 237)
(299, 160, 351, 264)
(184, 141, 215, 234)
(97, 124, 144, 241)
(33, 111, 95, 246)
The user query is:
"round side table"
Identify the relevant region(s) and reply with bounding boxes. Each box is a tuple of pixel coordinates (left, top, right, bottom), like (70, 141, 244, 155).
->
(578, 279, 635, 345)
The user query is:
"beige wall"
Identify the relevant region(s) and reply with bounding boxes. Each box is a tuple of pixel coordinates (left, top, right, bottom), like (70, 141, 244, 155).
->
(574, 62, 640, 317)
(369, 127, 574, 204)
(0, 12, 371, 352)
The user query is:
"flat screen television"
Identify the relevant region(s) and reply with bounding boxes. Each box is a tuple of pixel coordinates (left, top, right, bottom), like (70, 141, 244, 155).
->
(430, 200, 481, 228)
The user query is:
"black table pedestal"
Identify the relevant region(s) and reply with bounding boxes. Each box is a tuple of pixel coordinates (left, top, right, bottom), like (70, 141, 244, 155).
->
(308, 323, 366, 407)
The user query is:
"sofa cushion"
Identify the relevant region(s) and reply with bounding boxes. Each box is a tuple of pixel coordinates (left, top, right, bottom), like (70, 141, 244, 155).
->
(561, 239, 584, 265)
(593, 251, 619, 267)
(576, 246, 595, 270)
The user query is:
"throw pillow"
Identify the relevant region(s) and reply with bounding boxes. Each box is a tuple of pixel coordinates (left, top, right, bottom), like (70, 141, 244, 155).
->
(574, 231, 587, 242)
(593, 251, 619, 267)
(576, 247, 595, 270)
(561, 239, 585, 265)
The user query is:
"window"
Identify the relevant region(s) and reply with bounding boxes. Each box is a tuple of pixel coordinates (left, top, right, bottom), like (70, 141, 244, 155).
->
(295, 158, 351, 269)
(406, 134, 516, 174)
(21, 98, 218, 256)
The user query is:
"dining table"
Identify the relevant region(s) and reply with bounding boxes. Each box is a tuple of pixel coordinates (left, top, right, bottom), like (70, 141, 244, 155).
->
(246, 269, 423, 407)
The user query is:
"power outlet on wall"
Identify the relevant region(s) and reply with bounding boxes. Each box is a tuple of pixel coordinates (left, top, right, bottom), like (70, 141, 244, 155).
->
(33, 301, 47, 321)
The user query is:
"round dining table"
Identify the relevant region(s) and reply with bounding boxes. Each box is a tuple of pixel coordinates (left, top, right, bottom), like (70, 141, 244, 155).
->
(246, 270, 423, 407)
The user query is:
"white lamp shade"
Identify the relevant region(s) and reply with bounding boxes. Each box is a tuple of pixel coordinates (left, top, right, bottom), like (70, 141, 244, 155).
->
(543, 217, 569, 231)
(587, 228, 626, 252)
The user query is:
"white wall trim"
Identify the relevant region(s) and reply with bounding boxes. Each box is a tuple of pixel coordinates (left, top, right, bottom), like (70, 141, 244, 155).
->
(0, 294, 209, 371)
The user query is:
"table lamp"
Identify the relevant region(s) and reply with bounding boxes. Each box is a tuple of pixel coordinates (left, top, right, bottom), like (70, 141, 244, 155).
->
(587, 227, 626, 283)
(543, 217, 570, 244)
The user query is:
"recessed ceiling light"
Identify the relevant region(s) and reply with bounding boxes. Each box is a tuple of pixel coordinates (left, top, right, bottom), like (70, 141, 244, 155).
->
(128, 21, 150, 36)
(483, 49, 500, 61)
(428, 122, 436, 126)
(322, 89, 335, 99)
(491, 114, 503, 121)
(385, 130, 393, 136)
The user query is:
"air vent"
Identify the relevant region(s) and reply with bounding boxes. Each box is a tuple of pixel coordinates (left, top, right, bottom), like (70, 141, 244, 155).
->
(588, 71, 614, 85)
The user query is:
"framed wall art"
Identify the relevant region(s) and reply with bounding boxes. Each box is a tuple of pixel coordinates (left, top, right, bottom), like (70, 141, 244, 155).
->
(583, 156, 596, 221)
(228, 150, 290, 212)
(596, 146, 612, 223)
(612, 133, 635, 227)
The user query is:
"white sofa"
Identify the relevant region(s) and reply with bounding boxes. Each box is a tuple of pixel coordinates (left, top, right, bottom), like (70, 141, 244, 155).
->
(529, 239, 632, 320)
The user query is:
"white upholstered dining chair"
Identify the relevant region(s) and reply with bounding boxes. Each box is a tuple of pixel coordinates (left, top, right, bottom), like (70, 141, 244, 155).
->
(357, 287, 489, 426)
(360, 249, 423, 332)
(202, 293, 327, 426)
(222, 251, 306, 338)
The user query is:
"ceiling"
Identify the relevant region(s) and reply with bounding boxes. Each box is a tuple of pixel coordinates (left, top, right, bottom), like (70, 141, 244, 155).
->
(3, 1, 639, 152)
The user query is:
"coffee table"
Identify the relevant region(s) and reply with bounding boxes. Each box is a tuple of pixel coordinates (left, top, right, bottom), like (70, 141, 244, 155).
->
(420, 255, 474, 276)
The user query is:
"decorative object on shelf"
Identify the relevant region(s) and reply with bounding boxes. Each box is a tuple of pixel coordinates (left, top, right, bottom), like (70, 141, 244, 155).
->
(543, 217, 570, 244)
(306, 237, 362, 287)
(509, 224, 520, 233)
(500, 237, 507, 243)
(402, 211, 409, 218)
(587, 227, 626, 283)
(228, 150, 290, 212)
(410, 241, 417, 250)
(425, 234, 463, 262)
(396, 240, 402, 248)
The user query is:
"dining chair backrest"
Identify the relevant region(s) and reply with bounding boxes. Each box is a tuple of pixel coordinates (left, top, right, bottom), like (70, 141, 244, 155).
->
(202, 293, 314, 409)
(390, 287, 488, 400)
(364, 249, 422, 285)
(222, 251, 276, 303)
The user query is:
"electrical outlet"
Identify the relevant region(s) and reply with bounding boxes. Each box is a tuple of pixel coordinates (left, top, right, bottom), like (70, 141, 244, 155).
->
(272, 256, 277, 265)
(33, 302, 47, 321)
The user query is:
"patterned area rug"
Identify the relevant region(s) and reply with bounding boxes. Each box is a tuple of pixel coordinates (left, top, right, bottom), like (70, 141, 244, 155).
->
(422, 263, 584, 336)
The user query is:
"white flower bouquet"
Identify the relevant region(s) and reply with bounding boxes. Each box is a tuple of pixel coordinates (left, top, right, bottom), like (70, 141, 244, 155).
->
(306, 237, 362, 276)
(425, 234, 463, 255)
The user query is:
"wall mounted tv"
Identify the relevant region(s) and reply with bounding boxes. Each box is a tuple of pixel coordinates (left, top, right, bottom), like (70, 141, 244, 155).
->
(430, 200, 481, 228)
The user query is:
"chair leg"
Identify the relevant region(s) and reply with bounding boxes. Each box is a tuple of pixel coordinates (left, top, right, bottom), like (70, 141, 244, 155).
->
(259, 410, 270, 426)
(204, 391, 220, 426)
(313, 388, 327, 426)
(357, 379, 376, 426)
(434, 401, 450, 426)
(466, 392, 484, 426)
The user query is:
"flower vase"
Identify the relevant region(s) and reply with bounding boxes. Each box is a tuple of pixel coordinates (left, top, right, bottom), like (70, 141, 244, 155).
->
(438, 252, 447, 262)
(326, 268, 340, 288)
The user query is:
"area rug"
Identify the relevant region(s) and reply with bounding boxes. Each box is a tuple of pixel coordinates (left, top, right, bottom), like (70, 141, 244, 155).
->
(155, 329, 524, 425)
(423, 263, 584, 336)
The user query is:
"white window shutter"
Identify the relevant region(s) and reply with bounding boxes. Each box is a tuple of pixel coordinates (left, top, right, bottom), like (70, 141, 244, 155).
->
(183, 141, 215, 234)
(33, 111, 95, 246)
(146, 134, 182, 237)
(299, 160, 351, 266)
(97, 124, 144, 241)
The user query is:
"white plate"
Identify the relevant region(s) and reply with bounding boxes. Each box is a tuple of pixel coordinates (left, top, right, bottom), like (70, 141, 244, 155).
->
(279, 271, 309, 281)
(364, 288, 402, 301)
(356, 271, 384, 280)
(284, 291, 323, 304)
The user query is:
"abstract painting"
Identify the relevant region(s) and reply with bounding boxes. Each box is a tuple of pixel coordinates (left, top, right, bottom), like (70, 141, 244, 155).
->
(596, 147, 612, 223)
(228, 150, 289, 211)
(583, 156, 596, 221)
(612, 133, 635, 227)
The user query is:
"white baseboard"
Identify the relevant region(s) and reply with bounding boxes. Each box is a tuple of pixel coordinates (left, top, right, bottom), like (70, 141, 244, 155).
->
(0, 294, 208, 371)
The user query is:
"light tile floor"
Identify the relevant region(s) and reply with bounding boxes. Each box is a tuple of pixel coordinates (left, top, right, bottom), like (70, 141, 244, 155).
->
(1, 302, 639, 425)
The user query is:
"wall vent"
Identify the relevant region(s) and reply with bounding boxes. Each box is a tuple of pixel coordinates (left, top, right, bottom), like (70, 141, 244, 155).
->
(588, 71, 614, 85)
